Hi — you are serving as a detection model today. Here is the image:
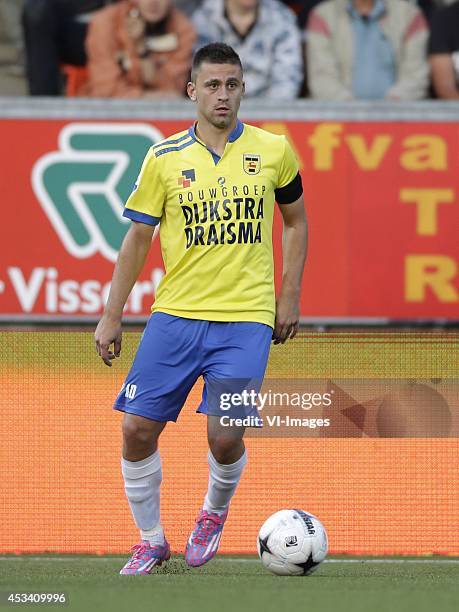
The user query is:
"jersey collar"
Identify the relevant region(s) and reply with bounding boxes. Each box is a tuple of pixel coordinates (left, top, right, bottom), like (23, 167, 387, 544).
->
(188, 119, 244, 145)
(228, 119, 244, 142)
(188, 119, 244, 165)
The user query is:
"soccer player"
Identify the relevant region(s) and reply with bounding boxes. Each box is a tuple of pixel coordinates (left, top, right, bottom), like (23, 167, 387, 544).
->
(94, 42, 308, 575)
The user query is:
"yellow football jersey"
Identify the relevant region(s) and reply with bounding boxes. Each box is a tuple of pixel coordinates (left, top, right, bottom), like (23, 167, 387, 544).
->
(123, 120, 302, 328)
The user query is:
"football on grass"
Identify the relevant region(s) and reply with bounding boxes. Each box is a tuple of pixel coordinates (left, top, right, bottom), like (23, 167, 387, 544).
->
(257, 509, 328, 576)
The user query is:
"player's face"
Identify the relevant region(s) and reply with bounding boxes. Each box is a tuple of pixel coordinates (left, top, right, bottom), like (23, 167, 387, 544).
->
(230, 0, 259, 9)
(134, 0, 170, 23)
(188, 62, 245, 130)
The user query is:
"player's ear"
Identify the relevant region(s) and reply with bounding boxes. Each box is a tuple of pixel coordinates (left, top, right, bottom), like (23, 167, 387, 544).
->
(242, 80, 245, 96)
(187, 81, 197, 102)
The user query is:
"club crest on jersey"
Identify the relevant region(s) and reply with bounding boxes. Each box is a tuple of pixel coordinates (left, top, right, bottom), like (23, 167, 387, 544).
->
(178, 169, 196, 188)
(243, 154, 261, 175)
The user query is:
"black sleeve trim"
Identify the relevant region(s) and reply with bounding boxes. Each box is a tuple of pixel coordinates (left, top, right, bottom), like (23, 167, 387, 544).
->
(275, 172, 303, 205)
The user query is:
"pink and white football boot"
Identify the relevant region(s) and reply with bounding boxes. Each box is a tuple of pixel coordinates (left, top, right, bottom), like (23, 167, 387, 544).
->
(185, 509, 228, 567)
(119, 539, 170, 575)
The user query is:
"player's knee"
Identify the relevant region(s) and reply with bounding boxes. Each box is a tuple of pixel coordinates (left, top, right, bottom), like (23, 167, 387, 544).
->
(122, 417, 155, 448)
(208, 435, 243, 464)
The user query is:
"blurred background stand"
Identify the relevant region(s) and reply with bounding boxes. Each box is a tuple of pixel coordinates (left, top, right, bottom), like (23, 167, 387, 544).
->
(0, 0, 26, 94)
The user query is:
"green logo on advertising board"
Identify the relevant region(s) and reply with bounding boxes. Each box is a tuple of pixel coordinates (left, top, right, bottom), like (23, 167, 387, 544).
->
(32, 123, 164, 262)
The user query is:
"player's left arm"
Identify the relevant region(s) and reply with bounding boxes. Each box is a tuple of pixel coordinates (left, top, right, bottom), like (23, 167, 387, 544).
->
(274, 194, 308, 344)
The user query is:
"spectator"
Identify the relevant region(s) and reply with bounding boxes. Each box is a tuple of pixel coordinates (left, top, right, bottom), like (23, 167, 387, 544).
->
(192, 0, 303, 99)
(0, 0, 25, 75)
(174, 0, 203, 16)
(429, 1, 459, 99)
(306, 0, 429, 100)
(85, 0, 195, 98)
(280, 1, 325, 96)
(281, 0, 324, 28)
(417, 0, 438, 26)
(22, 0, 117, 95)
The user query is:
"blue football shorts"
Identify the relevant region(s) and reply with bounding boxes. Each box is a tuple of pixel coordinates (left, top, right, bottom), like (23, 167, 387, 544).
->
(113, 312, 272, 422)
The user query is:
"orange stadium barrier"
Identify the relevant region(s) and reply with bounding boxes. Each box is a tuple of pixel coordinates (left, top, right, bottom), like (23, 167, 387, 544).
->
(1, 330, 457, 556)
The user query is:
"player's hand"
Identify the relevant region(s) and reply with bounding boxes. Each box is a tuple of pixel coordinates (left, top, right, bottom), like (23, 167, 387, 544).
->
(94, 315, 122, 367)
(273, 292, 300, 344)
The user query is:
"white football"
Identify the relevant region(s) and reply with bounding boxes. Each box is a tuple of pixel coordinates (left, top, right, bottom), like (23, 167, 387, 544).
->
(257, 509, 328, 576)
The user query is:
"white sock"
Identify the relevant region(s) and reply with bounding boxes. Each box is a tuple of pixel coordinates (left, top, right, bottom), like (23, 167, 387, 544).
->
(121, 450, 164, 545)
(203, 450, 247, 514)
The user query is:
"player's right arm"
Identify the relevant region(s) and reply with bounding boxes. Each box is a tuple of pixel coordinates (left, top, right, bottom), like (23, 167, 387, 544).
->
(95, 221, 154, 366)
(95, 146, 165, 366)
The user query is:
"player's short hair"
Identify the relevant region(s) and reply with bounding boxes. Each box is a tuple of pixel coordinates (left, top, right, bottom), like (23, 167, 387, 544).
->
(191, 43, 243, 82)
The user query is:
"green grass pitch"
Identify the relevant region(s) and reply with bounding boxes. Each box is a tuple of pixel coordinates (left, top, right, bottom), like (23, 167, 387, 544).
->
(1, 556, 458, 612)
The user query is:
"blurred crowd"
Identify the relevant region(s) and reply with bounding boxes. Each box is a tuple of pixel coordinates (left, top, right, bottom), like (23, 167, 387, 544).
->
(0, 0, 458, 99)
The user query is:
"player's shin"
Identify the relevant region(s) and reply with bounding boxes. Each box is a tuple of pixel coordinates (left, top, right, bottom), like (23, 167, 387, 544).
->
(203, 449, 247, 514)
(121, 450, 165, 545)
